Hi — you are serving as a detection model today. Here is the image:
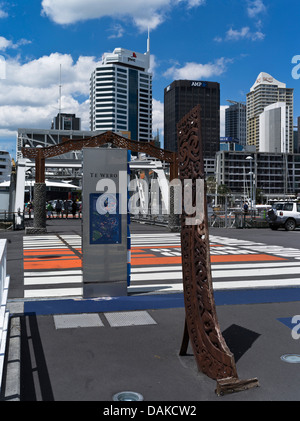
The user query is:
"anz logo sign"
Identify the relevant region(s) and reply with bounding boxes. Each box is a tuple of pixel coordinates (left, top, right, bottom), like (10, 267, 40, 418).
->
(190, 81, 207, 87)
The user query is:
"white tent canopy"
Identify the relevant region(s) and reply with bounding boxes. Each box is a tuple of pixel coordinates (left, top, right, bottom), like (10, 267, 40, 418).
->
(0, 180, 80, 189)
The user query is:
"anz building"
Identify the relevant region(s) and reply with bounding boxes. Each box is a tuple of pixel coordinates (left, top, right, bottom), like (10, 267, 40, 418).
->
(90, 44, 152, 142)
(164, 80, 220, 157)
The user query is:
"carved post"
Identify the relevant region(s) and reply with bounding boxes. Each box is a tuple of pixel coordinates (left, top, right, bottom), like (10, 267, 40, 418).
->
(178, 105, 259, 396)
(32, 150, 47, 233)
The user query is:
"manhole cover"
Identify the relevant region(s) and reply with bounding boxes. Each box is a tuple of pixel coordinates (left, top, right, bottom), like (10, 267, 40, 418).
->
(280, 354, 300, 363)
(113, 391, 144, 401)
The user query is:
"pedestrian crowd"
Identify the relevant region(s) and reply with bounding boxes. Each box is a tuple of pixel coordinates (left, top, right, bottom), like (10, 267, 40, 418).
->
(46, 200, 82, 219)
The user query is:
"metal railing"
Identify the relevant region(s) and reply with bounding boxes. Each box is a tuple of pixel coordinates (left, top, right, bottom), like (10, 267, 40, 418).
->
(0, 239, 10, 392)
(131, 209, 270, 229)
(232, 210, 270, 229)
(130, 213, 169, 226)
(0, 212, 25, 230)
(0, 209, 268, 230)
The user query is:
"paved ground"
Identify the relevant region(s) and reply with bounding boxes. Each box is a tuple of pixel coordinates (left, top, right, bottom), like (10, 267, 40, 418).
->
(1, 220, 300, 402)
(15, 301, 300, 402)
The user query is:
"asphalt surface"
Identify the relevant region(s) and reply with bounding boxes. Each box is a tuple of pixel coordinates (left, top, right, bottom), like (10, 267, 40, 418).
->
(1, 219, 300, 403)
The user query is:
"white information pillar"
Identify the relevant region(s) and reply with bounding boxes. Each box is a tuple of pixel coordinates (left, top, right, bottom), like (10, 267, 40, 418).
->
(82, 148, 128, 298)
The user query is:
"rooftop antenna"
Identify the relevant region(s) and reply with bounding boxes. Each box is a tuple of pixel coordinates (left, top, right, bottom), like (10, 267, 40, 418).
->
(146, 25, 151, 70)
(147, 25, 150, 53)
(58, 64, 62, 131)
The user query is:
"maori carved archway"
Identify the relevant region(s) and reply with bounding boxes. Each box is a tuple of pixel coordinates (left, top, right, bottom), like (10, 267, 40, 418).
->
(22, 131, 178, 183)
(178, 105, 259, 396)
(21, 131, 179, 232)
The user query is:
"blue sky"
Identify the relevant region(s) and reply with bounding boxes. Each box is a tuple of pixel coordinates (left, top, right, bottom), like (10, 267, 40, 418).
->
(0, 0, 300, 158)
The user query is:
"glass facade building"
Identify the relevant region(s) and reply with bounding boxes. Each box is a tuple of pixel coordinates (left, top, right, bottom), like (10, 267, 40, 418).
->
(225, 101, 246, 146)
(164, 80, 220, 157)
(216, 150, 300, 199)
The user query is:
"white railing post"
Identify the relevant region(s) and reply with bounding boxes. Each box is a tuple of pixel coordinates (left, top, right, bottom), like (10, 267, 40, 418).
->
(0, 239, 10, 392)
(0, 240, 7, 309)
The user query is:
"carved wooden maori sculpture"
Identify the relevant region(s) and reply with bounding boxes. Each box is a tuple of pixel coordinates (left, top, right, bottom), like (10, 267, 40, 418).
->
(178, 105, 259, 396)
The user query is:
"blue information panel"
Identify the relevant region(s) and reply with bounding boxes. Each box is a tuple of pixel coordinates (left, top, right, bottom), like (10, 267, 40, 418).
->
(89, 193, 121, 245)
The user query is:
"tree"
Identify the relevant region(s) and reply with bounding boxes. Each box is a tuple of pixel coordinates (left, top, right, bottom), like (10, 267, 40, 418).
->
(206, 176, 217, 195)
(217, 184, 232, 208)
(217, 184, 231, 196)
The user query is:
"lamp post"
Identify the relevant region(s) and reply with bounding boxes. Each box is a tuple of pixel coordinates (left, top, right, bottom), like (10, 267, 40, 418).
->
(246, 156, 254, 211)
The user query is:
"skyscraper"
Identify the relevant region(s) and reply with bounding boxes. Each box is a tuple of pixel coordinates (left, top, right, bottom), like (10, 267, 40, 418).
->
(225, 101, 246, 146)
(164, 80, 220, 157)
(90, 39, 152, 142)
(246, 72, 294, 152)
(259, 102, 289, 153)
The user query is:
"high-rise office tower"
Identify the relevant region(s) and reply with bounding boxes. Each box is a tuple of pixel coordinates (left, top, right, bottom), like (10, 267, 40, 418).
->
(164, 80, 220, 157)
(90, 38, 152, 142)
(225, 101, 246, 146)
(246, 72, 294, 152)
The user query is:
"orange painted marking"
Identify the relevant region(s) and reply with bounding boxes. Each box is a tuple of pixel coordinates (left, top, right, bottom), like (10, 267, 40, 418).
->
(24, 259, 82, 270)
(129, 250, 144, 253)
(24, 256, 80, 262)
(131, 254, 156, 258)
(24, 250, 76, 256)
(131, 254, 286, 266)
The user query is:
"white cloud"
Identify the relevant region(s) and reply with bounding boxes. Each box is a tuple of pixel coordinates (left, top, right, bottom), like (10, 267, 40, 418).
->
(164, 57, 231, 80)
(186, 0, 206, 7)
(0, 52, 163, 150)
(0, 129, 16, 137)
(134, 13, 165, 32)
(107, 24, 125, 39)
(247, 0, 266, 18)
(227, 27, 251, 40)
(149, 54, 158, 77)
(215, 26, 265, 42)
(0, 36, 31, 51)
(152, 98, 164, 134)
(0, 7, 8, 19)
(0, 37, 11, 50)
(0, 53, 100, 136)
(227, 26, 264, 41)
(41, 0, 205, 31)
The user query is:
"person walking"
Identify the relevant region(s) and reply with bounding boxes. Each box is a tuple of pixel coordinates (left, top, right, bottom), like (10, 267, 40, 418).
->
(55, 200, 62, 218)
(63, 200, 69, 219)
(242, 201, 249, 228)
(46, 201, 53, 219)
(71, 200, 77, 218)
(27, 201, 33, 219)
